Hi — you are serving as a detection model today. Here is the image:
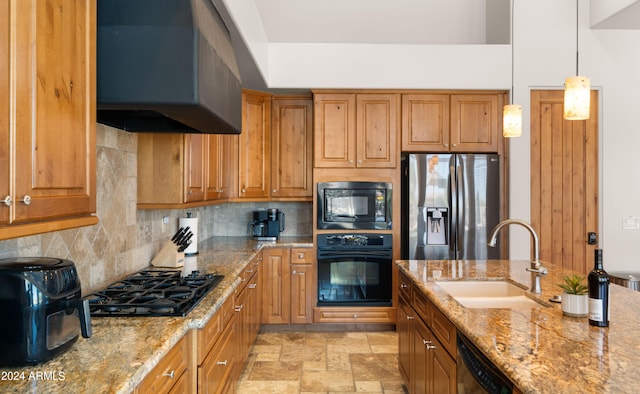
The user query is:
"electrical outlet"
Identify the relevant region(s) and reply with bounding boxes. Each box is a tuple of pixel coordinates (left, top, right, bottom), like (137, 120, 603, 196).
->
(162, 216, 170, 224)
(622, 216, 640, 230)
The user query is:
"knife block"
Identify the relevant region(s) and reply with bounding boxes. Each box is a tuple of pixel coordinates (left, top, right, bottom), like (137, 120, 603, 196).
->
(151, 240, 185, 268)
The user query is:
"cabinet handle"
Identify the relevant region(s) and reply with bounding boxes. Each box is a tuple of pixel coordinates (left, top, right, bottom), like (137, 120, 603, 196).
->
(272, 189, 277, 193)
(216, 360, 228, 366)
(444, 143, 449, 147)
(452, 143, 457, 147)
(163, 370, 175, 379)
(246, 269, 254, 273)
(241, 188, 246, 193)
(427, 344, 437, 350)
(292, 270, 297, 275)
(188, 190, 192, 195)
(248, 283, 257, 289)
(406, 315, 415, 320)
(1, 196, 11, 207)
(353, 313, 358, 319)
(349, 160, 354, 164)
(235, 305, 244, 312)
(297, 253, 305, 259)
(19, 195, 31, 206)
(400, 283, 408, 289)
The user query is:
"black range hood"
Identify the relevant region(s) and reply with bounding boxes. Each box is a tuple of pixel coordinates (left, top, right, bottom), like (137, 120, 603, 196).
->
(97, 0, 241, 134)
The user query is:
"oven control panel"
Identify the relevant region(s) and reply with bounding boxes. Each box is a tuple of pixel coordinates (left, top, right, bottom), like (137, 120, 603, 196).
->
(317, 233, 392, 249)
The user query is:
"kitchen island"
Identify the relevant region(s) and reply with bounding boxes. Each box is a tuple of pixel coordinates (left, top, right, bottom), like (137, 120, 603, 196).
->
(396, 259, 640, 394)
(0, 236, 312, 394)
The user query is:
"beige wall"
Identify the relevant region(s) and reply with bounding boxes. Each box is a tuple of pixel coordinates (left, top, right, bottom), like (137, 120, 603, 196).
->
(0, 125, 312, 294)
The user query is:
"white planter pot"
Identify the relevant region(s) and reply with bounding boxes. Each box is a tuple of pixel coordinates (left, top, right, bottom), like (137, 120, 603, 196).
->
(561, 293, 588, 317)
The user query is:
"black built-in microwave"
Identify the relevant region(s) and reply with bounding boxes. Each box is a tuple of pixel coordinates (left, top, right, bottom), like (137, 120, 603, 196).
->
(317, 181, 392, 230)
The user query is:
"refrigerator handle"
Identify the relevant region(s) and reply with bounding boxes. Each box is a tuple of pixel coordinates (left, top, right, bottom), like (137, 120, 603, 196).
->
(457, 163, 465, 260)
(449, 163, 457, 258)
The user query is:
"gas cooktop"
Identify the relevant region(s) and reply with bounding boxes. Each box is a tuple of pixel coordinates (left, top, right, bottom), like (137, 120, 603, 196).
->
(85, 269, 223, 317)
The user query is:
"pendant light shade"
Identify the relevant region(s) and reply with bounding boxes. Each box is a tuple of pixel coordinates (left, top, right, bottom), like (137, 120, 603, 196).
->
(503, 104, 523, 137)
(563, 0, 590, 120)
(563, 75, 590, 120)
(503, 0, 522, 138)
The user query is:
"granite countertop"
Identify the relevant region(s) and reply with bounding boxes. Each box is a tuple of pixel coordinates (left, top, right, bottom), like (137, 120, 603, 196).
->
(0, 236, 312, 394)
(396, 259, 640, 394)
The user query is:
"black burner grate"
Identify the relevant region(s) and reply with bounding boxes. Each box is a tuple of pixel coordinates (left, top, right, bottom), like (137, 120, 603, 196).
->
(85, 270, 223, 317)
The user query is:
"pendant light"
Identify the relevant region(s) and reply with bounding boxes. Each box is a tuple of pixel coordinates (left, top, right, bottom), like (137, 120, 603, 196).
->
(563, 0, 590, 120)
(503, 0, 522, 138)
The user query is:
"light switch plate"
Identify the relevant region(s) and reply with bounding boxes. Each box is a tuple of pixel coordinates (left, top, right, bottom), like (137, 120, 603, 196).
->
(622, 216, 640, 230)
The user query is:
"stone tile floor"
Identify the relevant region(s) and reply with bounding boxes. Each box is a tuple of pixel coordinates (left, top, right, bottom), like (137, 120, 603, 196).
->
(236, 331, 406, 393)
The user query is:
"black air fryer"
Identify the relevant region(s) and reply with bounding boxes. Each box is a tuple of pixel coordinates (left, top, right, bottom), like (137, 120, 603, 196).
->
(0, 257, 92, 366)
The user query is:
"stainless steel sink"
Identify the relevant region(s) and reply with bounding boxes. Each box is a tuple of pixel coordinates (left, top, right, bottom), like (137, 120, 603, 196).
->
(436, 281, 545, 309)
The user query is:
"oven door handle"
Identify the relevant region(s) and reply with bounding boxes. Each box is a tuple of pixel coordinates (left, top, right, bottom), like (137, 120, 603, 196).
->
(318, 250, 392, 259)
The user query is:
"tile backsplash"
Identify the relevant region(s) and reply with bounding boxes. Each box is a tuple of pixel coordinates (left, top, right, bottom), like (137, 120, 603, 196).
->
(0, 125, 312, 293)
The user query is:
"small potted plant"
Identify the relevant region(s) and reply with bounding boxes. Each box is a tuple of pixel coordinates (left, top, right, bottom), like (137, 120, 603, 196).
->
(557, 274, 589, 317)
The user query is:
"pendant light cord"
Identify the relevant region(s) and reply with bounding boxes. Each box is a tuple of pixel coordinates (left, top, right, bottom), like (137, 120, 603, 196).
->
(511, 0, 515, 105)
(575, 0, 579, 75)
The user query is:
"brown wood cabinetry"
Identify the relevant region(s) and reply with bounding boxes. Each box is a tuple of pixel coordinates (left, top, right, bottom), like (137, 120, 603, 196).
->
(398, 272, 456, 394)
(0, 0, 97, 238)
(239, 90, 271, 199)
(271, 98, 313, 198)
(234, 253, 261, 378)
(197, 295, 236, 394)
(314, 93, 399, 168)
(136, 334, 192, 394)
(262, 247, 314, 324)
(402, 93, 503, 153)
(137, 133, 237, 208)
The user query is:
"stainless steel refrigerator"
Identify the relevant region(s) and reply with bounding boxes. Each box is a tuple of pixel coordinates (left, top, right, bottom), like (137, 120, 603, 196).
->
(401, 153, 501, 260)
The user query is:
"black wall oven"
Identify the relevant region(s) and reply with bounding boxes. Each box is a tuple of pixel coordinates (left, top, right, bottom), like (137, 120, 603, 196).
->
(317, 233, 392, 307)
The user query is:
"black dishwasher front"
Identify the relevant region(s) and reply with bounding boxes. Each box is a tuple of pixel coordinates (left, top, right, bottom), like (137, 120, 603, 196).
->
(456, 333, 513, 394)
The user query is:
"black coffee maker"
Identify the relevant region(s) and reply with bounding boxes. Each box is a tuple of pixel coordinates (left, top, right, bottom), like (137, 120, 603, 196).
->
(250, 208, 285, 240)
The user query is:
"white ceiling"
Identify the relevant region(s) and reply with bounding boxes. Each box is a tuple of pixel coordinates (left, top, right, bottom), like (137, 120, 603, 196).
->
(252, 0, 505, 45)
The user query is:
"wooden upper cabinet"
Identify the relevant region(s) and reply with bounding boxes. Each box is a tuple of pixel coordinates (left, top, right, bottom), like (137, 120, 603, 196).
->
(0, 0, 9, 225)
(402, 93, 502, 153)
(313, 93, 356, 168)
(1, 0, 96, 229)
(402, 94, 450, 152)
(450, 94, 500, 152)
(314, 92, 398, 168)
(356, 94, 398, 168)
(239, 90, 271, 199)
(271, 97, 313, 198)
(185, 134, 206, 203)
(206, 134, 236, 201)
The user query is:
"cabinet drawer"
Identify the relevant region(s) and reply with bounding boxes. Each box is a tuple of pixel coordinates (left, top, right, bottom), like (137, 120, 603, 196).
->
(137, 334, 190, 394)
(313, 307, 396, 323)
(290, 248, 314, 264)
(398, 272, 412, 303)
(198, 320, 236, 393)
(430, 305, 457, 357)
(412, 288, 430, 326)
(197, 296, 234, 365)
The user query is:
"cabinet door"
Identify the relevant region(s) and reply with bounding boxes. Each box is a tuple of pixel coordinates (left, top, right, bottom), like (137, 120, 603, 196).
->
(290, 264, 313, 324)
(450, 94, 499, 152)
(398, 295, 414, 385)
(239, 90, 271, 198)
(199, 321, 236, 394)
(261, 248, 290, 324)
(205, 134, 236, 201)
(412, 317, 431, 394)
(356, 94, 398, 168)
(0, 0, 9, 225)
(402, 94, 450, 152)
(313, 93, 356, 168)
(271, 98, 313, 197)
(184, 134, 206, 202)
(13, 0, 96, 222)
(431, 341, 456, 394)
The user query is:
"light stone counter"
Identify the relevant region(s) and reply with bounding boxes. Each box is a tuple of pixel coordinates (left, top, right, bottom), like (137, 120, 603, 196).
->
(0, 236, 312, 394)
(396, 259, 640, 394)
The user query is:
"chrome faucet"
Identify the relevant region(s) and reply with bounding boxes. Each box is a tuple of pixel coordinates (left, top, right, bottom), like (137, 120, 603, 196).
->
(487, 219, 547, 294)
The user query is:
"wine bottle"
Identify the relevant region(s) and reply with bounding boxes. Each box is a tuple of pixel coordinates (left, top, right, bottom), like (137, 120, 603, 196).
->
(588, 249, 610, 327)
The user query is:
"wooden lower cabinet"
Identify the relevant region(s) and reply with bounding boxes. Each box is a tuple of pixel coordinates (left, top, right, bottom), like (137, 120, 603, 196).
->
(234, 258, 261, 379)
(262, 247, 314, 324)
(136, 335, 192, 394)
(197, 294, 236, 394)
(398, 273, 456, 394)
